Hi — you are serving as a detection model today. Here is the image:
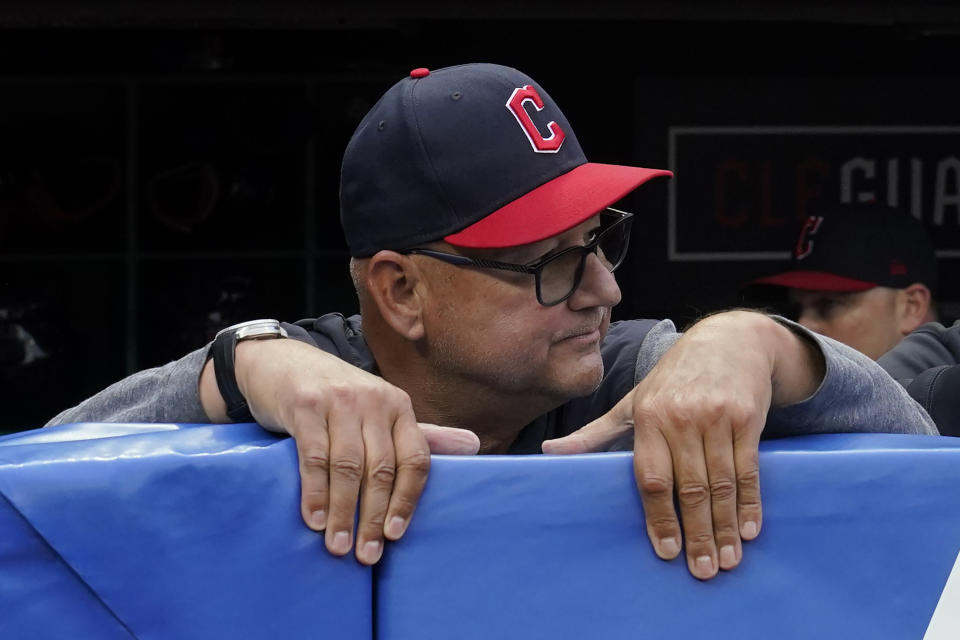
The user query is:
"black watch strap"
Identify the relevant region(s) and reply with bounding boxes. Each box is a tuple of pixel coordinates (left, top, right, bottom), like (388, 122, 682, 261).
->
(209, 320, 287, 422)
(212, 329, 252, 422)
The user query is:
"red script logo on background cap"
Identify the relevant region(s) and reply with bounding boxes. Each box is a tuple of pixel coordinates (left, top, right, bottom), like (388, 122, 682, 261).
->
(506, 85, 566, 153)
(890, 259, 908, 276)
(795, 215, 824, 260)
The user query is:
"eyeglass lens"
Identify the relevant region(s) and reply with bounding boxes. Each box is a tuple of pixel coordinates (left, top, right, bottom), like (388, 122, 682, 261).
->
(538, 215, 631, 304)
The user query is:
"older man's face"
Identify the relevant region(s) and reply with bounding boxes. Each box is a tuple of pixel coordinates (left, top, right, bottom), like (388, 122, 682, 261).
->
(416, 215, 623, 403)
(790, 287, 903, 360)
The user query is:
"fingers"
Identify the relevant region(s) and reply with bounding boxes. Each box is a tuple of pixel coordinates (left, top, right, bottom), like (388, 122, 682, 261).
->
(269, 349, 446, 566)
(295, 413, 332, 534)
(636, 409, 764, 580)
(640, 422, 731, 580)
(633, 426, 683, 563)
(356, 419, 479, 564)
(542, 397, 633, 454)
(382, 412, 433, 545)
(734, 428, 763, 541)
(680, 420, 762, 576)
(292, 385, 467, 565)
(354, 412, 397, 565)
(665, 428, 720, 581)
(322, 406, 365, 559)
(703, 423, 740, 572)
(419, 423, 480, 455)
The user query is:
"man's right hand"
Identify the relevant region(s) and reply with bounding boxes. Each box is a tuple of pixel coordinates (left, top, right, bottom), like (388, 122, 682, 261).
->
(199, 338, 480, 565)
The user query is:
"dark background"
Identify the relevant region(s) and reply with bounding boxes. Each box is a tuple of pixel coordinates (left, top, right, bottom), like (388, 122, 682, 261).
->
(2, 1, 959, 432)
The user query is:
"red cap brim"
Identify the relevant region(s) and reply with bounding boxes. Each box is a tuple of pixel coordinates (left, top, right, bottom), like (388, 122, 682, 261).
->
(443, 163, 673, 248)
(750, 270, 877, 292)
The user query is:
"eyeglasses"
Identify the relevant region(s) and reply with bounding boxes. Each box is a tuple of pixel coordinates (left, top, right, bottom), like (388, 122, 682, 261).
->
(400, 208, 634, 306)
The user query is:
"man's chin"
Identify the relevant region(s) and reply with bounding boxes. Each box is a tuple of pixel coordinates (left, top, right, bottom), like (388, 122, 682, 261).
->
(555, 361, 606, 399)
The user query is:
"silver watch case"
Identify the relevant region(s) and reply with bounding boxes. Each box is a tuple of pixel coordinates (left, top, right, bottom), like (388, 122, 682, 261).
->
(215, 319, 289, 342)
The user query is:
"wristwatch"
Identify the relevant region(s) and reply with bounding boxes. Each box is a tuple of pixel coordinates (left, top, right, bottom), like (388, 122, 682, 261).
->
(209, 319, 288, 422)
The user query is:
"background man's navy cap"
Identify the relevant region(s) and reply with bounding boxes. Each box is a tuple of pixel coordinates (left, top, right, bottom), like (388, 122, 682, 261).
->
(340, 63, 672, 258)
(749, 202, 939, 294)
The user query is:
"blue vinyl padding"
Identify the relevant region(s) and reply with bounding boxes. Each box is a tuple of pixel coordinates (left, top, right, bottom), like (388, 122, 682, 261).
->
(0, 423, 371, 640)
(1, 424, 958, 639)
(380, 434, 960, 639)
(0, 491, 135, 640)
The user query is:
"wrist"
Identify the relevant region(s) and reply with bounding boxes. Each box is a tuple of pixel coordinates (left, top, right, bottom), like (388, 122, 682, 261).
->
(209, 319, 288, 422)
(767, 318, 826, 406)
(689, 310, 820, 405)
(689, 310, 777, 358)
(199, 357, 229, 422)
(232, 338, 275, 404)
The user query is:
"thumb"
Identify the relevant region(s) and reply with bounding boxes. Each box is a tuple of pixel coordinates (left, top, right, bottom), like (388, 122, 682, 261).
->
(418, 423, 480, 455)
(541, 401, 633, 455)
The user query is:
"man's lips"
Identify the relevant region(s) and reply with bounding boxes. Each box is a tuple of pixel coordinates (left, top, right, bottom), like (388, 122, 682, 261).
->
(556, 309, 609, 343)
(559, 326, 602, 341)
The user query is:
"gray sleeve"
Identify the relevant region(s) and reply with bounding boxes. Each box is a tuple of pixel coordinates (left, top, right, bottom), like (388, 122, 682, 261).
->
(878, 322, 960, 384)
(45, 346, 211, 426)
(634, 317, 939, 437)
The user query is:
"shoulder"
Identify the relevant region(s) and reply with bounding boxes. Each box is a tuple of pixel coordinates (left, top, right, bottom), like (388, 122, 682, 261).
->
(286, 313, 376, 372)
(877, 322, 960, 436)
(600, 319, 662, 359)
(878, 322, 960, 382)
(905, 364, 960, 437)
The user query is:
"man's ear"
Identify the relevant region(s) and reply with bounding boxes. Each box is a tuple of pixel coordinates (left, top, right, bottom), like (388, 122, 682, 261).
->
(898, 283, 932, 335)
(365, 251, 426, 341)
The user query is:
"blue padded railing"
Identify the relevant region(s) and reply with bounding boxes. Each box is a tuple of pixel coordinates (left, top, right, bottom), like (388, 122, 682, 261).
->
(1, 423, 958, 639)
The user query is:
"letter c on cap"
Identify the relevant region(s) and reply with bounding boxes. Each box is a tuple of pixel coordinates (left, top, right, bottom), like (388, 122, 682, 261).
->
(506, 85, 566, 153)
(795, 215, 824, 260)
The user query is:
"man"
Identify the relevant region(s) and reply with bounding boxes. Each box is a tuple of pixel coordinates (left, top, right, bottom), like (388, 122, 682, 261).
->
(48, 64, 937, 582)
(879, 321, 960, 436)
(747, 203, 939, 359)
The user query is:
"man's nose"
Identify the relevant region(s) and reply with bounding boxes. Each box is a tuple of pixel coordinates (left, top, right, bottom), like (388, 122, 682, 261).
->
(568, 253, 621, 310)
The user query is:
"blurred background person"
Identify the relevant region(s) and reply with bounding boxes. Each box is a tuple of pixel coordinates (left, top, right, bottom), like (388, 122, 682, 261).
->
(879, 320, 960, 436)
(744, 202, 939, 360)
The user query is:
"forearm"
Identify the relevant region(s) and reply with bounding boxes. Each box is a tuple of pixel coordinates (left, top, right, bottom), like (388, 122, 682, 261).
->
(686, 311, 824, 406)
(635, 311, 937, 436)
(46, 346, 211, 426)
(767, 328, 939, 436)
(636, 311, 822, 406)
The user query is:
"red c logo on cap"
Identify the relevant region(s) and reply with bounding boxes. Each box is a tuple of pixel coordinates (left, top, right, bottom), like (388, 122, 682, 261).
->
(506, 85, 566, 153)
(890, 259, 908, 276)
(795, 215, 824, 260)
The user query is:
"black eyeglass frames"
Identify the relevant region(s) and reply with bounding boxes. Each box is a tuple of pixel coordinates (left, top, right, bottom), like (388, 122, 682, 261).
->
(400, 208, 634, 306)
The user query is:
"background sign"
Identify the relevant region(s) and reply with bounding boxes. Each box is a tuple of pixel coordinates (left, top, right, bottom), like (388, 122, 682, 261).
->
(669, 126, 960, 260)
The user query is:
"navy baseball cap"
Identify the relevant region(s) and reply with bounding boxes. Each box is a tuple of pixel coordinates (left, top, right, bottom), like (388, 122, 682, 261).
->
(748, 203, 939, 294)
(340, 63, 672, 257)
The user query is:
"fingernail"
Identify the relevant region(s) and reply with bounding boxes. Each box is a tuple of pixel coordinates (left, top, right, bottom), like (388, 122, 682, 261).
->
(742, 521, 758, 539)
(386, 516, 406, 539)
(330, 530, 351, 554)
(361, 540, 382, 564)
(696, 555, 714, 574)
(310, 509, 326, 530)
(659, 537, 681, 557)
(720, 545, 737, 568)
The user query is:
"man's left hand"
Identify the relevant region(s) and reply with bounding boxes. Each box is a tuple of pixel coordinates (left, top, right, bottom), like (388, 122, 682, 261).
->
(542, 311, 823, 580)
